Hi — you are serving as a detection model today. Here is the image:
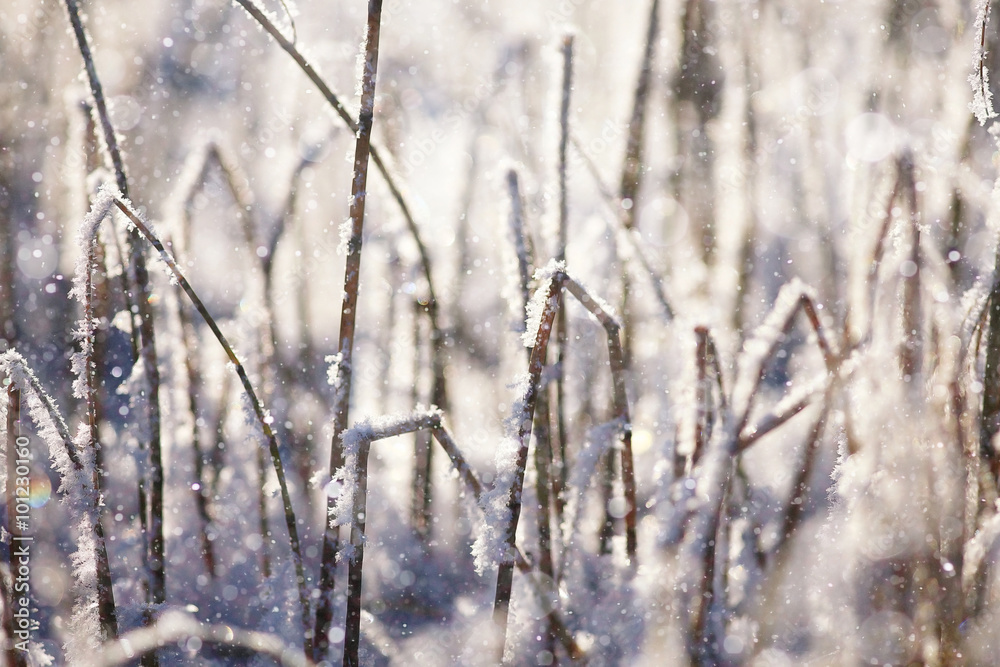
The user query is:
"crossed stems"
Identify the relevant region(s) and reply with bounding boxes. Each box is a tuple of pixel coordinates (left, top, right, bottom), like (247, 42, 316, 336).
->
(490, 268, 636, 659)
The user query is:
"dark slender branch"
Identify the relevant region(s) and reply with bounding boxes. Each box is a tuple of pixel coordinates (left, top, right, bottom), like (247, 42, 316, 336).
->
(230, 0, 447, 382)
(571, 135, 675, 320)
(63, 3, 164, 643)
(109, 197, 311, 654)
(493, 275, 564, 651)
(316, 2, 383, 662)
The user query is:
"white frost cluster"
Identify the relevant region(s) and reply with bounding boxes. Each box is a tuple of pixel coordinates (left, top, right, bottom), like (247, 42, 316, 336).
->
(471, 434, 518, 575)
(328, 408, 443, 556)
(971, 0, 998, 126)
(325, 352, 345, 388)
(0, 352, 105, 659)
(733, 278, 812, 413)
(522, 259, 565, 347)
(472, 374, 532, 574)
(337, 216, 354, 256)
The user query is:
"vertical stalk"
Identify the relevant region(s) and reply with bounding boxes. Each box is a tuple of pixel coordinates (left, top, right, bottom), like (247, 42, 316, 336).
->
(493, 277, 565, 654)
(175, 289, 217, 577)
(410, 298, 432, 540)
(553, 34, 574, 559)
(532, 386, 557, 655)
(81, 222, 120, 644)
(507, 169, 534, 328)
(619, 0, 660, 363)
(315, 1, 384, 660)
(344, 441, 372, 667)
(897, 153, 922, 383)
(63, 0, 164, 641)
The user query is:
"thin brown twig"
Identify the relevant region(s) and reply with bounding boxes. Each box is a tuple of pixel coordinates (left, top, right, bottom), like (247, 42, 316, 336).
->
(316, 1, 384, 661)
(63, 3, 164, 646)
(493, 268, 637, 658)
(230, 1, 449, 431)
(108, 197, 311, 654)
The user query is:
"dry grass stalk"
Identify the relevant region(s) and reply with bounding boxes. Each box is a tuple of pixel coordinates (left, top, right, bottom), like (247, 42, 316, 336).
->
(492, 268, 636, 659)
(106, 196, 311, 652)
(331, 409, 583, 663)
(232, 0, 450, 427)
(571, 136, 674, 320)
(315, 1, 384, 660)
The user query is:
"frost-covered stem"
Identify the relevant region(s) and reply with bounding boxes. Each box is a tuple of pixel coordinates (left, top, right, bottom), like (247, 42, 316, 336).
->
(553, 34, 574, 545)
(314, 439, 342, 663)
(74, 200, 122, 644)
(4, 386, 27, 667)
(430, 427, 484, 500)
(64, 0, 165, 625)
(618, 0, 660, 363)
(493, 276, 564, 648)
(531, 387, 557, 655)
(692, 327, 711, 472)
(409, 301, 432, 540)
(344, 439, 370, 667)
(571, 137, 675, 320)
(557, 35, 573, 262)
(108, 199, 310, 652)
(80, 227, 126, 646)
(424, 312, 449, 529)
(563, 277, 637, 559)
(175, 289, 217, 577)
(337, 410, 442, 666)
(898, 154, 922, 382)
(619, 0, 658, 219)
(256, 448, 272, 579)
(232, 0, 449, 422)
(63, 0, 127, 196)
(1, 352, 119, 647)
(972, 0, 997, 126)
(317, 1, 383, 660)
(597, 448, 616, 555)
(507, 169, 534, 328)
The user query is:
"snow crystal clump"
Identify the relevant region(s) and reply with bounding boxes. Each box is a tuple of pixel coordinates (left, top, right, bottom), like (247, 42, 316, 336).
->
(326, 352, 344, 388)
(328, 408, 443, 544)
(337, 217, 354, 255)
(471, 373, 534, 574)
(971, 0, 998, 126)
(522, 259, 565, 347)
(471, 434, 518, 574)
